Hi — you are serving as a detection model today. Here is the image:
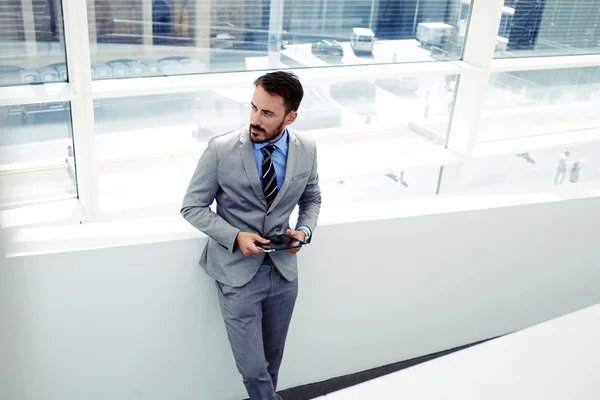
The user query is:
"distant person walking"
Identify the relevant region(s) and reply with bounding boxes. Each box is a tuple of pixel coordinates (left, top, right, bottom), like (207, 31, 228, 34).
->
(65, 145, 74, 165)
(19, 105, 28, 124)
(554, 151, 570, 185)
(569, 161, 581, 184)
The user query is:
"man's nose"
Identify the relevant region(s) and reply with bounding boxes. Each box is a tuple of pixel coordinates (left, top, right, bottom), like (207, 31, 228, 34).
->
(251, 111, 261, 126)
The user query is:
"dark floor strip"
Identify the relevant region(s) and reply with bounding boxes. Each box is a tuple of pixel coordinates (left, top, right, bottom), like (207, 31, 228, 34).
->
(273, 336, 499, 400)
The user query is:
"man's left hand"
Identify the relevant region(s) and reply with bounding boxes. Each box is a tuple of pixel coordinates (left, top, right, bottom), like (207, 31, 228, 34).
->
(285, 229, 306, 254)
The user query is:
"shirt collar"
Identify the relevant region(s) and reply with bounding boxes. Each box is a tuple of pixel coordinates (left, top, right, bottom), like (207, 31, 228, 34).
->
(253, 128, 289, 155)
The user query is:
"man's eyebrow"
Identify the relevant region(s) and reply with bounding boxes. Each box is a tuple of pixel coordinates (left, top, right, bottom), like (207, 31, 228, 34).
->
(250, 102, 275, 115)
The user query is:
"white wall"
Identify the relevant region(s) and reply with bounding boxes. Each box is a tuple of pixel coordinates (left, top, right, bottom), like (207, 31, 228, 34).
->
(3, 197, 600, 400)
(0, 229, 24, 399)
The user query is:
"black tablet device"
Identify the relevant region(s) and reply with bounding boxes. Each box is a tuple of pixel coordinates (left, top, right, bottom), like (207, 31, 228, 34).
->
(257, 234, 308, 253)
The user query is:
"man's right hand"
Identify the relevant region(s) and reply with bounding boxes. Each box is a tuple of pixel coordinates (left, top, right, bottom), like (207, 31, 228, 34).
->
(235, 232, 270, 256)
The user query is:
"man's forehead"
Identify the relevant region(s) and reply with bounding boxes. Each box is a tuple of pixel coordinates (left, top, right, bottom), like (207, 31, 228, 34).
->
(252, 87, 285, 109)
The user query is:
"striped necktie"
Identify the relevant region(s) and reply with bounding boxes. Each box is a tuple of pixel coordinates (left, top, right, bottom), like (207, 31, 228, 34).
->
(261, 145, 279, 208)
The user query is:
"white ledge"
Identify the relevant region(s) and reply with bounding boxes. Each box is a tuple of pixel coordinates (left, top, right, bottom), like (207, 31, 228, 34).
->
(0, 83, 77, 106)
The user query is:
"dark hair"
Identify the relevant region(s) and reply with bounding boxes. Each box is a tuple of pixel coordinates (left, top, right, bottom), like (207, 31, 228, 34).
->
(254, 71, 304, 113)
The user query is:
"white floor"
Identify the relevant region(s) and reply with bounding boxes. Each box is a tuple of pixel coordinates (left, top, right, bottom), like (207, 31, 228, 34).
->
(318, 303, 600, 400)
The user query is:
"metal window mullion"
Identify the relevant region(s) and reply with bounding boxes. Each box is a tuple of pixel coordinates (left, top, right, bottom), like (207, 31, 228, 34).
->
(62, 0, 99, 222)
(438, 0, 505, 195)
(268, 0, 284, 68)
(20, 0, 38, 57)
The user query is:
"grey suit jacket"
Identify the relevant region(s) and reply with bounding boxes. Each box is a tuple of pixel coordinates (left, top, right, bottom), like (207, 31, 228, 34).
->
(181, 126, 321, 287)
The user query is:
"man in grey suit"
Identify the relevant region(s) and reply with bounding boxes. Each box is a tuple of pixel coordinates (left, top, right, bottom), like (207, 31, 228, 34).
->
(181, 71, 321, 400)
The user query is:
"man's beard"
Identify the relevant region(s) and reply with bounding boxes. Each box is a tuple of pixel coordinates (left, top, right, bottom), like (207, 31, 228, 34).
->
(249, 120, 286, 143)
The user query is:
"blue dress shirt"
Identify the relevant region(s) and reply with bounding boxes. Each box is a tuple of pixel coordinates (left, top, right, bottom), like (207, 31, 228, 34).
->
(252, 129, 311, 240)
(253, 129, 289, 190)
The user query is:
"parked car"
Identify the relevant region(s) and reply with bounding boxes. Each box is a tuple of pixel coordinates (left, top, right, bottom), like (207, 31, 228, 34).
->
(19, 68, 40, 83)
(107, 59, 147, 78)
(311, 40, 344, 57)
(42, 63, 68, 81)
(429, 33, 463, 60)
(38, 66, 60, 82)
(106, 59, 147, 78)
(91, 63, 113, 80)
(143, 61, 162, 76)
(55, 64, 67, 80)
(416, 22, 455, 47)
(108, 61, 130, 78)
(159, 57, 205, 76)
(0, 65, 24, 85)
(350, 27, 375, 54)
(179, 57, 205, 74)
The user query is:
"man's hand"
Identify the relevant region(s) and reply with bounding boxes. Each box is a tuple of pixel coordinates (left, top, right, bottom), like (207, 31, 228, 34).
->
(285, 229, 306, 254)
(235, 232, 269, 256)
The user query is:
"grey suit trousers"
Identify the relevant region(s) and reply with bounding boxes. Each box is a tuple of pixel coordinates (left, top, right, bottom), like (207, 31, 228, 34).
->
(216, 260, 298, 400)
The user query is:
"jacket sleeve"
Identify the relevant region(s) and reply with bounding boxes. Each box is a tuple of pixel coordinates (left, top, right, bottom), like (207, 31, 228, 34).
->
(295, 143, 321, 241)
(180, 139, 240, 253)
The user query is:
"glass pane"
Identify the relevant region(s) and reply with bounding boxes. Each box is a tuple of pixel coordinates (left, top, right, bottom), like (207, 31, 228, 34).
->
(460, 142, 600, 195)
(0, 102, 77, 208)
(92, 73, 454, 214)
(479, 67, 600, 143)
(88, 0, 472, 79)
(495, 0, 600, 58)
(0, 0, 67, 86)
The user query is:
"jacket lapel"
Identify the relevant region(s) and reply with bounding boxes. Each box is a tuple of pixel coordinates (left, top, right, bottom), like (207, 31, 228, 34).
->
(268, 129, 298, 211)
(239, 128, 267, 207)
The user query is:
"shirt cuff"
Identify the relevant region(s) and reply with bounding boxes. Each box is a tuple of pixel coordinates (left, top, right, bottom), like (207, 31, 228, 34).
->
(296, 225, 311, 241)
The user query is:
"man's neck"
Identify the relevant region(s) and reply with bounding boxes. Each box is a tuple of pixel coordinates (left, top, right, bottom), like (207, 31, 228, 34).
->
(268, 128, 286, 144)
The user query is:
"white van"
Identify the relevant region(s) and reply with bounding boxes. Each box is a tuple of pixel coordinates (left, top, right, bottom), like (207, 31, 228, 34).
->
(350, 27, 374, 54)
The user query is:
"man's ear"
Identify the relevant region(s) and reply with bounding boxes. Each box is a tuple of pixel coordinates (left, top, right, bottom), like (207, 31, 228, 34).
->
(285, 111, 298, 125)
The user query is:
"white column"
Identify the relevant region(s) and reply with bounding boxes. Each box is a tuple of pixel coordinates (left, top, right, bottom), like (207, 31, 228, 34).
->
(62, 0, 99, 221)
(143, 0, 153, 47)
(444, 67, 491, 157)
(20, 0, 38, 57)
(438, 0, 505, 194)
(268, 0, 284, 68)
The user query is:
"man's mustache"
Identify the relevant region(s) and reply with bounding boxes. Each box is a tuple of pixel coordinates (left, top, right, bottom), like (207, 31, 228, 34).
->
(250, 124, 266, 133)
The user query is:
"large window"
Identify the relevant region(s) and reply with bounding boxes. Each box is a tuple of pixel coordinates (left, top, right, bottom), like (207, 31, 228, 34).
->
(91, 72, 457, 213)
(0, 102, 77, 209)
(87, 0, 472, 79)
(2, 0, 600, 223)
(495, 0, 600, 58)
(479, 66, 600, 143)
(0, 0, 67, 86)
